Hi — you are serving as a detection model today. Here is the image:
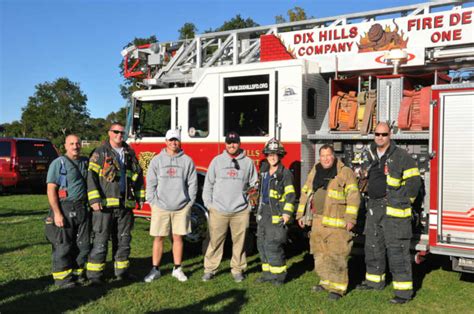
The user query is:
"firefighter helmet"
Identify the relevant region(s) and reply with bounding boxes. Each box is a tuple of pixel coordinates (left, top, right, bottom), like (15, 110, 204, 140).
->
(263, 138, 286, 157)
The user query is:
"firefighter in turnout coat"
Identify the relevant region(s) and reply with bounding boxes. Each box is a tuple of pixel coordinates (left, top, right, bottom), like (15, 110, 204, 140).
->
(86, 123, 145, 284)
(357, 122, 421, 304)
(297, 144, 360, 301)
(256, 138, 296, 285)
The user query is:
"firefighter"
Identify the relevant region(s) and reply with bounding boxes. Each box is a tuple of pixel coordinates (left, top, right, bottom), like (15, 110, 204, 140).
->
(202, 131, 258, 283)
(86, 123, 145, 285)
(255, 138, 296, 285)
(45, 134, 90, 288)
(357, 122, 421, 304)
(296, 144, 360, 301)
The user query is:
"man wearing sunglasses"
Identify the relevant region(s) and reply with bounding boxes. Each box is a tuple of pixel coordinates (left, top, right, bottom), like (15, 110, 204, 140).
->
(86, 123, 145, 285)
(357, 122, 421, 304)
(202, 131, 258, 283)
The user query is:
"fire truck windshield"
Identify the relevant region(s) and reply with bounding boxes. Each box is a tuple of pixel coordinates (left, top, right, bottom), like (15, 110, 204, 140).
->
(133, 99, 171, 137)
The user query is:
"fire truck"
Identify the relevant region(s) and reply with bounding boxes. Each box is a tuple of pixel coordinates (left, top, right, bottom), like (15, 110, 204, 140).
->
(121, 1, 474, 270)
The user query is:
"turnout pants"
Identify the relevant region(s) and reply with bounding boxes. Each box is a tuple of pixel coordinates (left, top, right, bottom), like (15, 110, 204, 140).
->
(204, 208, 249, 275)
(45, 200, 90, 286)
(86, 206, 134, 280)
(364, 198, 413, 299)
(311, 215, 353, 295)
(256, 205, 288, 283)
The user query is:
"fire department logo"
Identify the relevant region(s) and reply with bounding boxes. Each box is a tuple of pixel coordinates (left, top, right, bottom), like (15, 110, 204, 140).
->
(167, 167, 177, 177)
(227, 169, 238, 177)
(138, 151, 157, 176)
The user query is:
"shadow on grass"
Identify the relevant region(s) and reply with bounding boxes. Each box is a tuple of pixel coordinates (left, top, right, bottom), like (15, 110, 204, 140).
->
(0, 242, 47, 255)
(154, 289, 247, 314)
(0, 277, 133, 313)
(0, 210, 46, 218)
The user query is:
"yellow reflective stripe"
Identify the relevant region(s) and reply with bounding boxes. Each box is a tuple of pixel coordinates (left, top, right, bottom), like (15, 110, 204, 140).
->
(283, 203, 295, 213)
(319, 279, 330, 286)
(114, 260, 130, 269)
(386, 206, 412, 218)
(284, 185, 295, 194)
(272, 215, 282, 224)
(387, 175, 401, 188)
(269, 265, 287, 274)
(297, 204, 305, 213)
(262, 263, 270, 272)
(345, 205, 358, 215)
(138, 189, 145, 198)
(86, 262, 105, 272)
(88, 162, 101, 174)
(106, 198, 120, 207)
(131, 173, 139, 182)
(393, 281, 413, 290)
(366, 273, 386, 283)
(73, 268, 84, 276)
(322, 216, 346, 228)
(410, 197, 416, 203)
(403, 168, 420, 180)
(269, 189, 280, 199)
(88, 190, 101, 201)
(344, 184, 358, 193)
(52, 269, 73, 280)
(327, 189, 345, 201)
(301, 185, 309, 194)
(329, 281, 348, 292)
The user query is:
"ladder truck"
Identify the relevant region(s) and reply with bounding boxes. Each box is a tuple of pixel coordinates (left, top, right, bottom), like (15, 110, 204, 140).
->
(121, 0, 474, 271)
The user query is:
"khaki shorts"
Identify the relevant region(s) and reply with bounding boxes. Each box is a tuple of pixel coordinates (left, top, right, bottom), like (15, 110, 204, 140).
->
(150, 204, 192, 237)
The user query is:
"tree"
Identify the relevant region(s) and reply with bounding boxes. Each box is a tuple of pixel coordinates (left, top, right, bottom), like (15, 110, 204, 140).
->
(21, 78, 89, 147)
(179, 23, 197, 40)
(275, 6, 309, 23)
(1, 121, 25, 137)
(106, 106, 127, 126)
(216, 14, 259, 31)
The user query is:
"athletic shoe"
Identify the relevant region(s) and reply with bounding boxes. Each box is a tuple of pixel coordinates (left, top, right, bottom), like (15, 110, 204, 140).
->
(144, 268, 161, 283)
(232, 273, 245, 283)
(172, 267, 188, 282)
(202, 272, 214, 282)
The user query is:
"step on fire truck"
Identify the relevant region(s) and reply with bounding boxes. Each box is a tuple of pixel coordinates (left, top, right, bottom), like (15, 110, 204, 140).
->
(121, 1, 474, 271)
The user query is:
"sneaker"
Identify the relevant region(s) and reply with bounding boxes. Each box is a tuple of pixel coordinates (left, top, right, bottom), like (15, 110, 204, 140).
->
(144, 268, 161, 283)
(328, 292, 342, 301)
(172, 267, 188, 282)
(390, 296, 411, 304)
(232, 273, 245, 283)
(202, 272, 214, 282)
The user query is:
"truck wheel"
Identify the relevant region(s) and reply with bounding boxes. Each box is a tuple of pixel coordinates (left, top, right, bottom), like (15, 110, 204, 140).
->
(184, 203, 208, 253)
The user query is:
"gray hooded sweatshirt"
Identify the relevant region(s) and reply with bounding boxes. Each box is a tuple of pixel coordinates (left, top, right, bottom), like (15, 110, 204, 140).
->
(146, 148, 197, 211)
(203, 149, 258, 213)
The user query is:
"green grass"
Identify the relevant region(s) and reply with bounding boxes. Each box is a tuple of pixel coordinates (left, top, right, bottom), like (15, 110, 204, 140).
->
(0, 195, 473, 313)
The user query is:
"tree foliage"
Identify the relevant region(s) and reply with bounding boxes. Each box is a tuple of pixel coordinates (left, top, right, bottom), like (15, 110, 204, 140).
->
(179, 23, 198, 40)
(21, 78, 89, 147)
(216, 14, 259, 31)
(1, 121, 25, 137)
(275, 6, 309, 23)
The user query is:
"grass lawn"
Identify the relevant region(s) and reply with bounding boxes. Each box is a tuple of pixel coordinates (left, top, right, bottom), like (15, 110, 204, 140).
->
(0, 194, 473, 313)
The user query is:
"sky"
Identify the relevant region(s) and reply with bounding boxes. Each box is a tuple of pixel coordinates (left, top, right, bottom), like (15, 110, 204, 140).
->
(0, 0, 427, 124)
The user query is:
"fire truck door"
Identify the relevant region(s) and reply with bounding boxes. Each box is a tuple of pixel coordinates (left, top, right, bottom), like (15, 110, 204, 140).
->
(437, 91, 474, 247)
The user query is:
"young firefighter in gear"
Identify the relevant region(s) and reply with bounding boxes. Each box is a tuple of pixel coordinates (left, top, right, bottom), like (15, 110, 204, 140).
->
(86, 123, 145, 285)
(255, 138, 296, 286)
(45, 134, 90, 288)
(296, 144, 360, 301)
(357, 122, 421, 304)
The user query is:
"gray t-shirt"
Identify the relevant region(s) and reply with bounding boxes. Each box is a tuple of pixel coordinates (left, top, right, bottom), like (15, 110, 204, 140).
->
(46, 156, 88, 201)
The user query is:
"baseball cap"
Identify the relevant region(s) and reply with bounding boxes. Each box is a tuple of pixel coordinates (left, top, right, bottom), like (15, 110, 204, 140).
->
(225, 131, 240, 144)
(165, 129, 181, 141)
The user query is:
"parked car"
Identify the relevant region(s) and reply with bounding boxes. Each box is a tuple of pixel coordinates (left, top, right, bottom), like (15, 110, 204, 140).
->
(0, 138, 59, 192)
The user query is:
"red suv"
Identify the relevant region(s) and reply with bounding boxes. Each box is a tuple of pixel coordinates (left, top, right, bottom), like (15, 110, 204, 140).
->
(0, 138, 59, 192)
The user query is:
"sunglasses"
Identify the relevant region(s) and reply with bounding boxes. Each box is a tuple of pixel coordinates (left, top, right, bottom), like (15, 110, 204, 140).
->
(110, 130, 125, 135)
(232, 159, 240, 170)
(375, 132, 389, 137)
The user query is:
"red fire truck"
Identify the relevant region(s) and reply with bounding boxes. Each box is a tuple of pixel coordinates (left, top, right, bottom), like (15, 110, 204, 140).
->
(121, 1, 474, 270)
